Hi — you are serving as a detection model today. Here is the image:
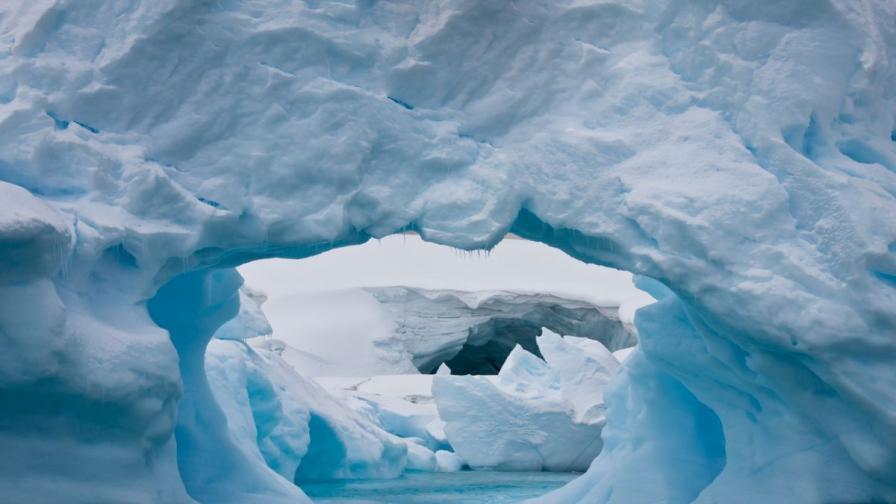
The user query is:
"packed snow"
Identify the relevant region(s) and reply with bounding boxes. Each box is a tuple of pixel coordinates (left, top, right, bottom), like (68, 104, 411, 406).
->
(2, 1, 895, 503)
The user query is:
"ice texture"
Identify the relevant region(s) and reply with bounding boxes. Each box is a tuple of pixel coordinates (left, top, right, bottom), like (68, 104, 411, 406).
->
(368, 286, 635, 374)
(214, 286, 272, 341)
(240, 234, 651, 377)
(1, 1, 895, 503)
(205, 340, 409, 484)
(264, 285, 636, 377)
(433, 330, 618, 471)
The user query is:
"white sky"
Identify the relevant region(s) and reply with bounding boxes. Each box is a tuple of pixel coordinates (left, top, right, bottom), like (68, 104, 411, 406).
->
(238, 234, 648, 307)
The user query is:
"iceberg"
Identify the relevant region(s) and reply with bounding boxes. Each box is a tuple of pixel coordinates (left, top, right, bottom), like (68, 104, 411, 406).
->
(265, 285, 638, 377)
(433, 330, 618, 471)
(367, 286, 635, 374)
(1, 1, 895, 503)
(206, 339, 409, 484)
(316, 374, 453, 453)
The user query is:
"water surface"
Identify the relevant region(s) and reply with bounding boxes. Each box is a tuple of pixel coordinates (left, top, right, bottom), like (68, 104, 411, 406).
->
(302, 471, 579, 504)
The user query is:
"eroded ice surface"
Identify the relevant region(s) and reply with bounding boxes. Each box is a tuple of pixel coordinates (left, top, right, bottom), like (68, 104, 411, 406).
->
(1, 1, 895, 503)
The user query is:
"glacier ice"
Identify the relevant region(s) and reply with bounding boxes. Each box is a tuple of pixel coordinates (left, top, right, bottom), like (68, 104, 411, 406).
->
(315, 374, 452, 455)
(205, 340, 409, 484)
(263, 285, 638, 377)
(367, 286, 635, 374)
(215, 286, 273, 341)
(2, 0, 896, 503)
(433, 330, 618, 471)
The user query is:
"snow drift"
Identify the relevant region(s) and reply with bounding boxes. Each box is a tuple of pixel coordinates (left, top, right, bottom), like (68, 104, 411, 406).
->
(1, 1, 895, 503)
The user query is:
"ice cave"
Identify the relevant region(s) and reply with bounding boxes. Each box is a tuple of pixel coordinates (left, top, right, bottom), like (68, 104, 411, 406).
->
(1, 1, 896, 504)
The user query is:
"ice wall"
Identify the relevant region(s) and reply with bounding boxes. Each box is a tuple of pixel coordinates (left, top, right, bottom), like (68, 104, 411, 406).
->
(1, 1, 895, 503)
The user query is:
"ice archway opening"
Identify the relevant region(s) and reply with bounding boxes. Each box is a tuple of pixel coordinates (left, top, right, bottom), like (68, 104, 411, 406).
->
(145, 209, 729, 504)
(234, 232, 643, 377)
(2, 1, 894, 503)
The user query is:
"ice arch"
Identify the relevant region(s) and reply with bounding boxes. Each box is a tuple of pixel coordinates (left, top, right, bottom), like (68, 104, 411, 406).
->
(1, 1, 895, 503)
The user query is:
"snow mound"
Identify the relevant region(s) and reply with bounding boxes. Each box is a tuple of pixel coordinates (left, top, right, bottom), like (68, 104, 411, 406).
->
(433, 329, 618, 471)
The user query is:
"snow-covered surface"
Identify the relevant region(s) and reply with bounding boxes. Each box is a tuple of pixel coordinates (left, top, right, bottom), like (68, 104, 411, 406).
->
(253, 282, 640, 377)
(2, 1, 895, 503)
(433, 330, 618, 471)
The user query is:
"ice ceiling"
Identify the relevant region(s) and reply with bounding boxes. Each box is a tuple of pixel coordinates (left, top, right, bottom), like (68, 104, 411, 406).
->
(1, 1, 895, 503)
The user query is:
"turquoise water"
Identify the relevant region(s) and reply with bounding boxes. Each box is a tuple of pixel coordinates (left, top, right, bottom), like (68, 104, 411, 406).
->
(301, 471, 579, 504)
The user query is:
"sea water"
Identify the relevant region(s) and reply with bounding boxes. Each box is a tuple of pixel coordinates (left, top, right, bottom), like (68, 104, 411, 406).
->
(301, 471, 579, 503)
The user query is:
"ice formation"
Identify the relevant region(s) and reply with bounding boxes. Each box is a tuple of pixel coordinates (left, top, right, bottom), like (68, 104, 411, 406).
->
(206, 340, 412, 484)
(261, 285, 637, 376)
(433, 330, 618, 472)
(368, 286, 635, 374)
(239, 234, 652, 377)
(2, 1, 895, 503)
(316, 374, 454, 457)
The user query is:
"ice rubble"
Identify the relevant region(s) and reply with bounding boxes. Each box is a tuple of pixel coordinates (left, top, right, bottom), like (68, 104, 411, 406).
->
(2, 1, 896, 503)
(433, 330, 619, 472)
(314, 373, 466, 474)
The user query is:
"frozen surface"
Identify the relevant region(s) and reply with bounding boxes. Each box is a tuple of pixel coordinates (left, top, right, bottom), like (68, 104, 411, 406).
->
(2, 1, 895, 503)
(434, 330, 618, 472)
